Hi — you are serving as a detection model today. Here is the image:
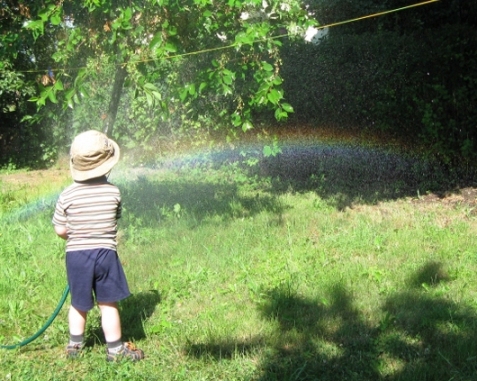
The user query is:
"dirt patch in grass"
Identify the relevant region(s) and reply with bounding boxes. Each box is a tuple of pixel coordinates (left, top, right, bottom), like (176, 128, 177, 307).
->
(412, 187, 477, 210)
(0, 168, 70, 191)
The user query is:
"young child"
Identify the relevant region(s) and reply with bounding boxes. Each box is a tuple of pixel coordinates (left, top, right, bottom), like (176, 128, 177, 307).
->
(52, 130, 144, 362)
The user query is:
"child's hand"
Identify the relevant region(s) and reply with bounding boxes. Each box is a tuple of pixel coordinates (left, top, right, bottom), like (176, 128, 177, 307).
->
(54, 225, 68, 240)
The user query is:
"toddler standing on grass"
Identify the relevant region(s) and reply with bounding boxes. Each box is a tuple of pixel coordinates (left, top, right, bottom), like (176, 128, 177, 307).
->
(52, 130, 144, 362)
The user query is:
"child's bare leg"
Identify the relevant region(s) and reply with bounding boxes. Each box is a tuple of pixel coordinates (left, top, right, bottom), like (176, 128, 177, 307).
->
(98, 301, 122, 343)
(68, 305, 87, 336)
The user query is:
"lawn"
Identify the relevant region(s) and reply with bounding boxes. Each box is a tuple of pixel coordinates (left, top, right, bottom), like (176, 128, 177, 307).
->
(1, 134, 477, 381)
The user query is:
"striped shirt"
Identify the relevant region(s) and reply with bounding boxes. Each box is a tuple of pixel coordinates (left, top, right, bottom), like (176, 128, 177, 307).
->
(52, 178, 121, 252)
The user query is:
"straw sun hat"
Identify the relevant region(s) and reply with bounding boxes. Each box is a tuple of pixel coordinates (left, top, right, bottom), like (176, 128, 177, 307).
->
(70, 130, 120, 181)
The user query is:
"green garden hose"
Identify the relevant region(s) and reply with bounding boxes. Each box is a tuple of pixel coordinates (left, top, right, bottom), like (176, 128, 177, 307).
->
(1, 285, 70, 350)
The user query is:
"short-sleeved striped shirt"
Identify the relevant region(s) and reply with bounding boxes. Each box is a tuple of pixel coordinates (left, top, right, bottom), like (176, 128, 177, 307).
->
(52, 178, 121, 252)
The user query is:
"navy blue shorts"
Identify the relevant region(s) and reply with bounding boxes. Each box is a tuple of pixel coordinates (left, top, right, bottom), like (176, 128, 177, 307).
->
(66, 248, 131, 311)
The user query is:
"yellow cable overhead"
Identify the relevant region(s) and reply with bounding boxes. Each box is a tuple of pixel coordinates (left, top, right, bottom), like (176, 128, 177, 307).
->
(2, 0, 439, 75)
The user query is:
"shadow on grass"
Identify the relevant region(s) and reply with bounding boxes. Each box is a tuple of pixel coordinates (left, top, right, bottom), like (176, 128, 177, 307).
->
(121, 144, 477, 221)
(184, 261, 477, 381)
(254, 144, 477, 210)
(408, 260, 452, 288)
(255, 283, 381, 380)
(85, 290, 161, 346)
(120, 290, 161, 341)
(187, 338, 265, 360)
(119, 175, 287, 228)
(382, 291, 477, 380)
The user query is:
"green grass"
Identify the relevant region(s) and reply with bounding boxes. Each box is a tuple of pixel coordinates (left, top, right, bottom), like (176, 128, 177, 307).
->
(1, 148, 477, 380)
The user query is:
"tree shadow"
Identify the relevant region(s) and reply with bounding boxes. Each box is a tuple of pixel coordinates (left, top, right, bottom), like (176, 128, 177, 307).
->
(381, 261, 477, 380)
(184, 282, 382, 380)
(381, 290, 477, 380)
(255, 283, 381, 380)
(183, 261, 477, 380)
(408, 260, 452, 289)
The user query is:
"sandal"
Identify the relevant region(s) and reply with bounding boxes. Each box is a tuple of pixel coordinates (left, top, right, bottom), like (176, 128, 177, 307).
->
(66, 343, 83, 359)
(106, 342, 144, 362)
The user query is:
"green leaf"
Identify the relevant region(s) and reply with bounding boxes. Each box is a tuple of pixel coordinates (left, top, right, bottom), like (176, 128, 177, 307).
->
(262, 62, 274, 72)
(52, 51, 64, 62)
(38, 8, 50, 22)
(124, 7, 132, 21)
(37, 96, 46, 107)
(24, 20, 45, 39)
(235, 32, 254, 46)
(242, 120, 253, 132)
(222, 73, 233, 85)
(281, 102, 294, 113)
(146, 92, 153, 106)
(179, 88, 188, 102)
(75, 68, 87, 86)
(231, 112, 242, 127)
(267, 89, 282, 104)
(144, 83, 158, 91)
(47, 89, 58, 104)
(263, 145, 273, 157)
(149, 33, 163, 50)
(164, 42, 177, 52)
(167, 26, 178, 36)
(50, 13, 62, 26)
(54, 79, 64, 91)
(222, 84, 232, 96)
(274, 108, 288, 121)
(78, 85, 89, 99)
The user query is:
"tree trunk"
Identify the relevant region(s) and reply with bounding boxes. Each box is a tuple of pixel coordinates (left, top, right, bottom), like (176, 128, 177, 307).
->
(103, 64, 127, 137)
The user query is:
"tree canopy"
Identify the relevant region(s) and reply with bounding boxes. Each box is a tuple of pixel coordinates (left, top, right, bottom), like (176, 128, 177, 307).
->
(1, 0, 313, 156)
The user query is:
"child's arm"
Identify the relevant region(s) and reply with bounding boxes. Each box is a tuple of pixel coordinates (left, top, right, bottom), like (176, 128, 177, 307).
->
(54, 225, 68, 240)
(53, 196, 68, 240)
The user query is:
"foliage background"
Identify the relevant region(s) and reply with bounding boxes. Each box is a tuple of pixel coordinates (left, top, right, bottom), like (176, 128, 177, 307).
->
(1, 0, 476, 168)
(282, 0, 477, 165)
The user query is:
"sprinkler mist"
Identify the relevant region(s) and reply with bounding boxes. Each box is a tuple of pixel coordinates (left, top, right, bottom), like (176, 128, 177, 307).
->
(110, 132, 458, 207)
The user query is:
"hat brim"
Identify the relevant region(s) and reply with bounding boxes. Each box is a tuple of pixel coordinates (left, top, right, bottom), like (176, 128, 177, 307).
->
(70, 139, 120, 181)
